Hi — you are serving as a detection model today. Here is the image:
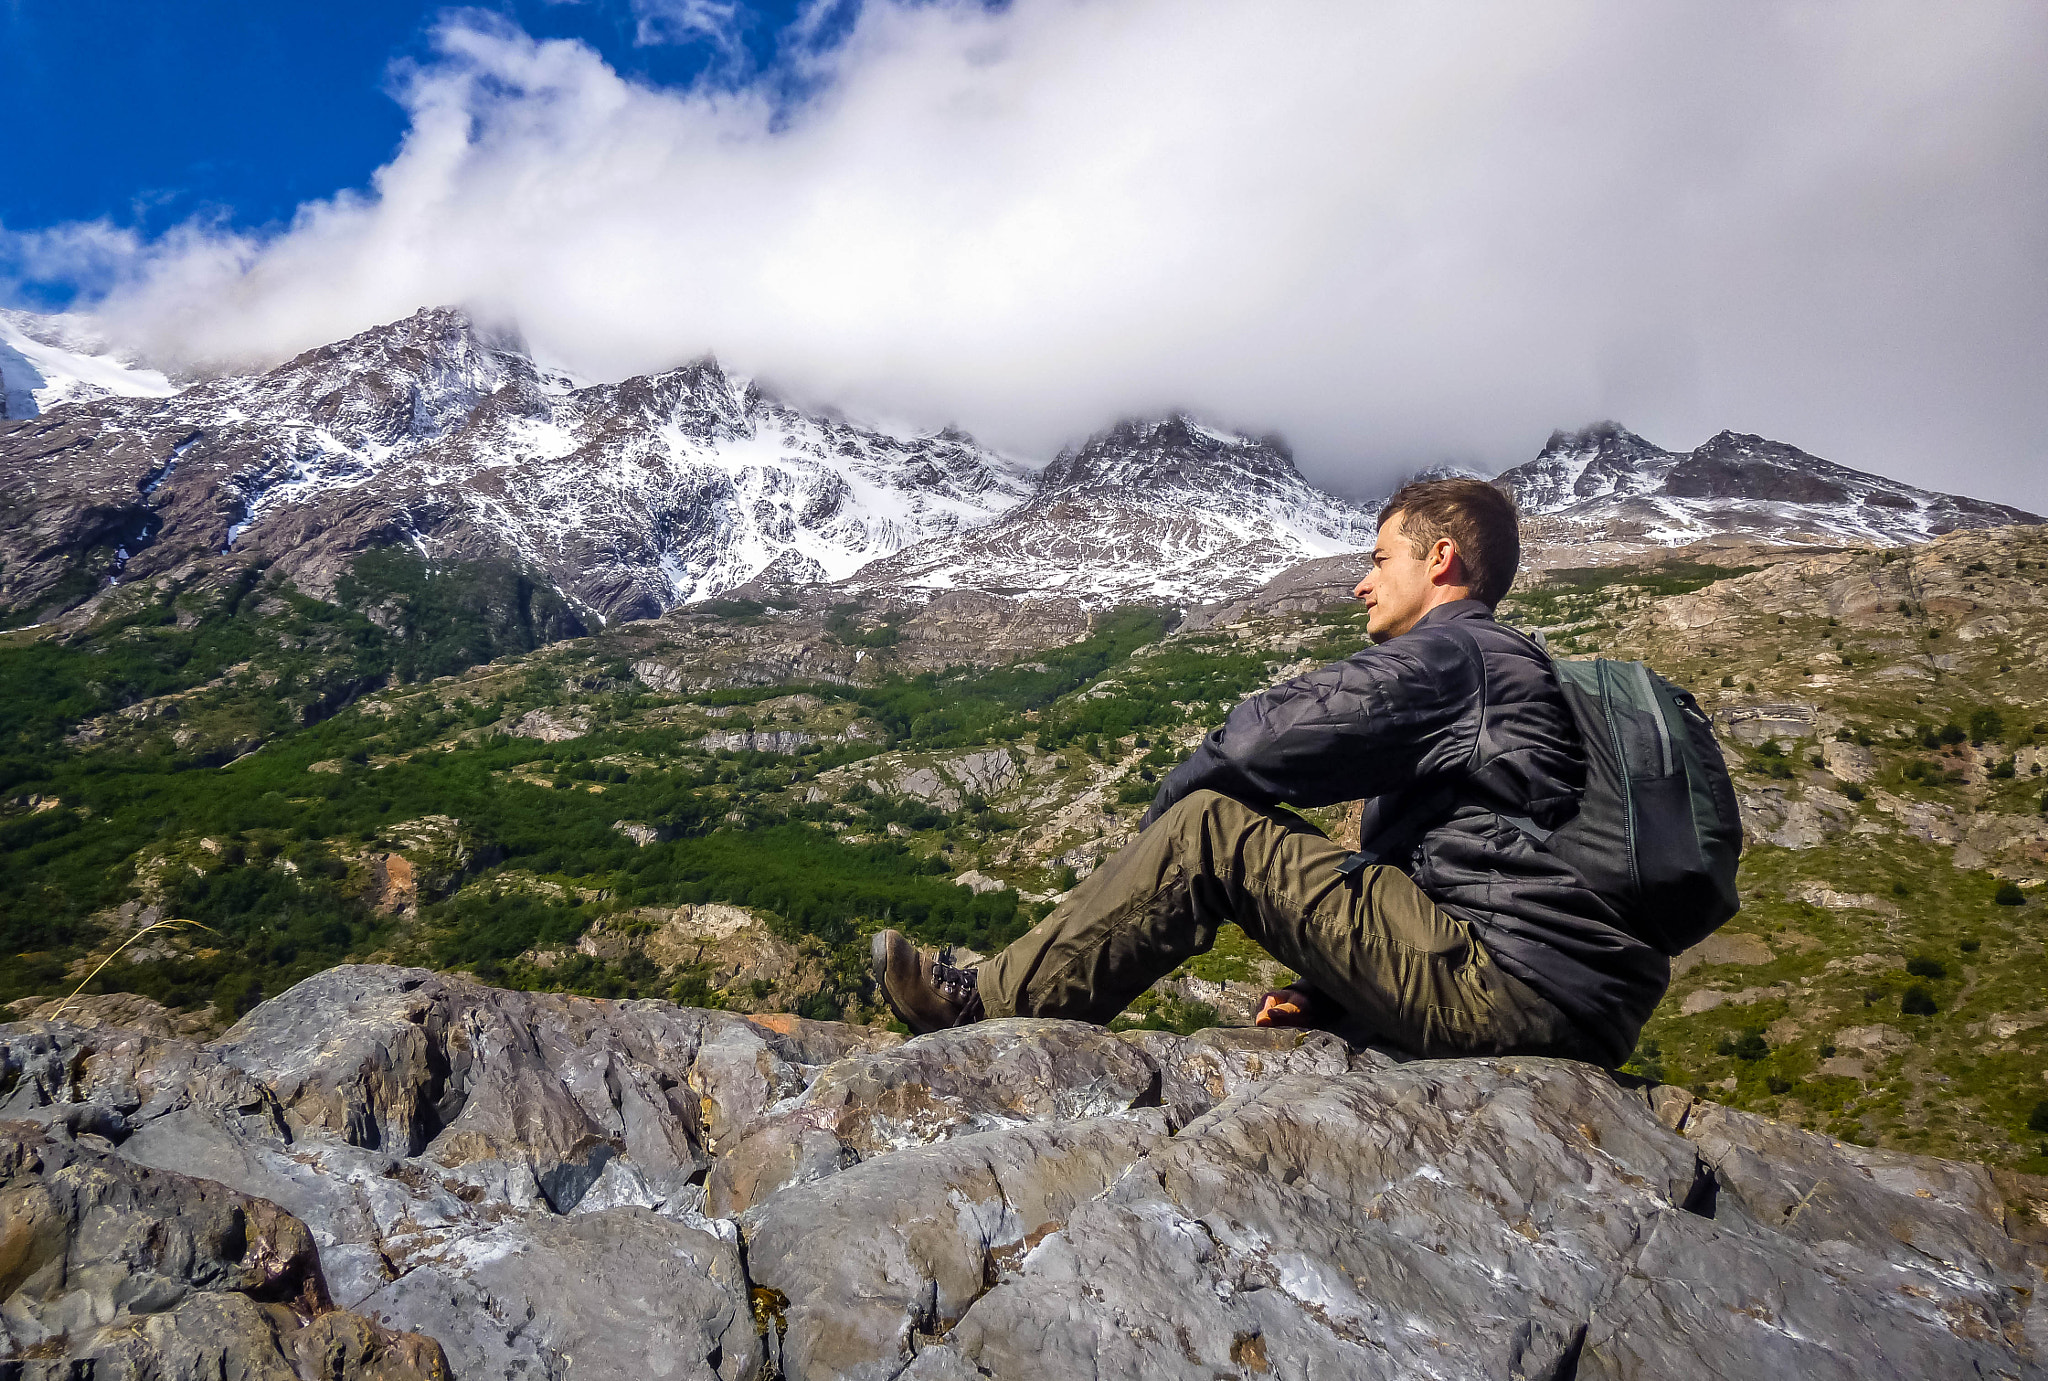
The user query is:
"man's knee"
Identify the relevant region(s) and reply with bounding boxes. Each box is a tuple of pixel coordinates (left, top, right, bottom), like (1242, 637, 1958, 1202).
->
(1154, 789, 1314, 839)
(1148, 789, 1250, 850)
(1156, 788, 1267, 829)
(1157, 788, 1228, 820)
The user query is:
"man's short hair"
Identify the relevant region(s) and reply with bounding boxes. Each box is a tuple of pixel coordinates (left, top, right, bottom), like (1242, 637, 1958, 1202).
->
(1377, 478, 1521, 607)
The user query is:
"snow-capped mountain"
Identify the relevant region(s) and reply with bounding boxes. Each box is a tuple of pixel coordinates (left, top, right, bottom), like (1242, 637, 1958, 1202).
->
(5, 306, 2040, 636)
(1498, 422, 2039, 551)
(0, 310, 178, 419)
(846, 416, 1371, 606)
(0, 308, 1031, 623)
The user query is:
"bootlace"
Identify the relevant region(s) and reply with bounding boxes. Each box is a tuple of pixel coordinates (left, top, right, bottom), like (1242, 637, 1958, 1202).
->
(932, 947, 984, 1023)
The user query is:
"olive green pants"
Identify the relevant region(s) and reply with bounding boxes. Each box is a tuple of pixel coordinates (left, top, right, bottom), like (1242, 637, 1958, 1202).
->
(979, 789, 1588, 1059)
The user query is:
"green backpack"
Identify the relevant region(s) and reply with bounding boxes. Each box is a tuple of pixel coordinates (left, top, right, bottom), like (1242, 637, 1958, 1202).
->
(1538, 656, 1745, 956)
(1350, 629, 1745, 957)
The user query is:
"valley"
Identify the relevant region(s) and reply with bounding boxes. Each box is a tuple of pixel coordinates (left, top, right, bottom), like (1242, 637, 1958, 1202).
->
(6, 305, 2047, 1176)
(5, 516, 2047, 1173)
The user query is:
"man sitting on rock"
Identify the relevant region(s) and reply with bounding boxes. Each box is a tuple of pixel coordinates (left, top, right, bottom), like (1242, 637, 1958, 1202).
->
(872, 478, 1666, 1067)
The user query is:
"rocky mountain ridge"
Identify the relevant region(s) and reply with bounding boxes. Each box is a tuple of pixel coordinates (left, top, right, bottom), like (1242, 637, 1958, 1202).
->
(1501, 421, 2040, 558)
(0, 308, 1371, 628)
(0, 308, 1037, 627)
(7, 308, 2040, 641)
(5, 966, 2044, 1379)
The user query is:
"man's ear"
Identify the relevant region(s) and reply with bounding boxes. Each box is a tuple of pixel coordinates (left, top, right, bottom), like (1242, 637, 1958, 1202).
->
(1430, 538, 1466, 587)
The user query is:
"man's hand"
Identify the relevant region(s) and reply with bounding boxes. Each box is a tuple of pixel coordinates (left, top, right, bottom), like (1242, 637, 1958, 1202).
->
(1254, 985, 1323, 1028)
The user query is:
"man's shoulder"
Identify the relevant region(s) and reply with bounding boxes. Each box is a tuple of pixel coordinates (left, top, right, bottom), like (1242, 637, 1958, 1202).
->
(1359, 618, 1489, 695)
(1326, 604, 1542, 697)
(1385, 607, 1564, 710)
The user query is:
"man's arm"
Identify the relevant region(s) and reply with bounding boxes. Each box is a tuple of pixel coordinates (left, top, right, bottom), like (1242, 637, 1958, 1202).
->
(1141, 635, 1476, 827)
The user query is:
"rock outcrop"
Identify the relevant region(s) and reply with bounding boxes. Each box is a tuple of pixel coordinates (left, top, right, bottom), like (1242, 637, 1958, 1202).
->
(0, 1119, 447, 1377)
(549, 903, 830, 1013)
(4, 966, 2044, 1379)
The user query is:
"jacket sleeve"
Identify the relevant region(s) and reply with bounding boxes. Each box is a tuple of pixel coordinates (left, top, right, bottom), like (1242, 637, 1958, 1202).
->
(1141, 635, 1477, 828)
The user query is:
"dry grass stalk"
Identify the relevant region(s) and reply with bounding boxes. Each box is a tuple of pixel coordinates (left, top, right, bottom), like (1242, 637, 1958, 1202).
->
(48, 918, 220, 1022)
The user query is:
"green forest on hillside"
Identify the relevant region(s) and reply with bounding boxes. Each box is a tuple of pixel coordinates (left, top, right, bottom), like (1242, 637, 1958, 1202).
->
(0, 567, 1273, 1023)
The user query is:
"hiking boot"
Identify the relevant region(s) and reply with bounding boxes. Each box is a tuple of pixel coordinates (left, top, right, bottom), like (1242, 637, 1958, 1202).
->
(870, 929, 984, 1034)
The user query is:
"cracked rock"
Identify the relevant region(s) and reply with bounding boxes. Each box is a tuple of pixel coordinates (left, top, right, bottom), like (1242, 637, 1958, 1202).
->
(6, 966, 2045, 1379)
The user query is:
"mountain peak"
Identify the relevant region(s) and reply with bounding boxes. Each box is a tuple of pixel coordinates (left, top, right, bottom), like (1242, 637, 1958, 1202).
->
(1500, 421, 1673, 512)
(1394, 461, 1497, 487)
(1039, 413, 1300, 496)
(1500, 420, 2040, 549)
(848, 412, 1364, 607)
(285, 304, 486, 362)
(610, 354, 755, 436)
(1536, 421, 1670, 461)
(222, 306, 542, 448)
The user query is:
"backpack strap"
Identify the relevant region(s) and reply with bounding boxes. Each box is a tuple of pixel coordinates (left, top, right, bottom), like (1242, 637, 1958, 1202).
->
(1339, 618, 1490, 877)
(1337, 616, 1577, 874)
(1484, 618, 1574, 849)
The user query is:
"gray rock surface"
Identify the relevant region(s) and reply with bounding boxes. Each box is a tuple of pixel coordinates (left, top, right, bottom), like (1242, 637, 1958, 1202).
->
(5, 965, 2044, 1379)
(0, 1119, 446, 1378)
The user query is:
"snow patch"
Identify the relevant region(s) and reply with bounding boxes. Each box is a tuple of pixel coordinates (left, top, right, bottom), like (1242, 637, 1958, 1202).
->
(0, 311, 178, 419)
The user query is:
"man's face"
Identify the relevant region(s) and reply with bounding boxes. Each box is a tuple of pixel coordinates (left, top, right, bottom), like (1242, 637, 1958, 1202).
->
(1355, 514, 1444, 642)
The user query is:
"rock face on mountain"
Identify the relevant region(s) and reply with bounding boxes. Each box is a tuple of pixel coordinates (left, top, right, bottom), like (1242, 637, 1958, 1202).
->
(5, 966, 2042, 1379)
(0, 307, 1031, 624)
(849, 415, 1370, 608)
(1499, 422, 2040, 557)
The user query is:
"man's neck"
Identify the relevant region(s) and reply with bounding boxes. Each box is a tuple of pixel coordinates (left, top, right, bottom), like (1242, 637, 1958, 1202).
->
(1405, 588, 1477, 629)
(1375, 590, 1479, 643)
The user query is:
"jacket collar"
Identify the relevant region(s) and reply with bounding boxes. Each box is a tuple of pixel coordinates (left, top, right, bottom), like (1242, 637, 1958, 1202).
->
(1412, 598, 1494, 630)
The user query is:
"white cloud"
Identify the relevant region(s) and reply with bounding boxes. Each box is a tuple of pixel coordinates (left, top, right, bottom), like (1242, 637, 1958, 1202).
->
(629, 0, 744, 52)
(0, 218, 152, 301)
(17, 0, 2048, 507)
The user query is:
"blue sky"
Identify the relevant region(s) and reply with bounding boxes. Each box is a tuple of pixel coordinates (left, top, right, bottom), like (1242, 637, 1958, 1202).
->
(0, 0, 833, 277)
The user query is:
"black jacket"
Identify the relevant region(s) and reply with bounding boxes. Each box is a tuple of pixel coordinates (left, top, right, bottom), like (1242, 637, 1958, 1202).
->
(1145, 599, 1667, 1064)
